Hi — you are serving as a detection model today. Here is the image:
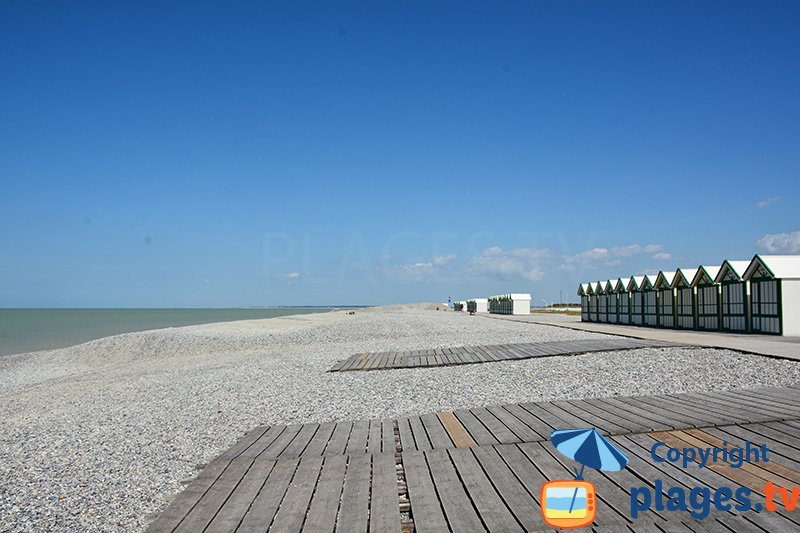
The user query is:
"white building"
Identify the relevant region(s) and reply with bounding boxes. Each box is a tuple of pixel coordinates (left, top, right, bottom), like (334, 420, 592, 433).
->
(744, 255, 800, 336)
(672, 268, 698, 330)
(692, 266, 721, 331)
(715, 260, 751, 332)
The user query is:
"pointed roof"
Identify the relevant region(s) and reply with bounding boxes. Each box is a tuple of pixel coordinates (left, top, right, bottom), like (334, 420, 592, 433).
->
(627, 275, 645, 291)
(641, 274, 659, 290)
(594, 281, 605, 294)
(577, 283, 588, 296)
(714, 260, 752, 283)
(654, 271, 677, 290)
(744, 255, 800, 281)
(691, 265, 721, 287)
(614, 278, 628, 293)
(671, 268, 698, 289)
(584, 282, 594, 295)
(603, 280, 615, 294)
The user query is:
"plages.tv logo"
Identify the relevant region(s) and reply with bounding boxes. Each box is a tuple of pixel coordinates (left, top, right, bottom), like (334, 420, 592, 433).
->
(540, 428, 629, 529)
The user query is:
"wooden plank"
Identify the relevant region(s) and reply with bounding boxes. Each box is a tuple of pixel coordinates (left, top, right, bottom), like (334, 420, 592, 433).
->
(420, 413, 454, 449)
(238, 425, 288, 459)
(324, 422, 353, 456)
(382, 419, 396, 455)
(397, 417, 416, 452)
(454, 409, 500, 445)
(408, 416, 433, 451)
(336, 454, 371, 533)
(304, 455, 348, 533)
(449, 448, 525, 532)
(618, 395, 707, 427)
(280, 423, 320, 458)
(257, 424, 303, 459)
(529, 400, 601, 433)
(218, 426, 269, 460)
(701, 389, 800, 419)
(402, 451, 449, 533)
(554, 399, 632, 434)
(582, 397, 669, 432)
(436, 411, 477, 448)
(564, 398, 648, 433)
(472, 445, 541, 531)
(469, 407, 521, 444)
(503, 403, 557, 438)
(237, 457, 300, 532)
(269, 456, 325, 533)
(485, 404, 547, 441)
(674, 393, 769, 424)
(369, 452, 401, 533)
(345, 420, 370, 455)
(303, 422, 337, 457)
(146, 457, 231, 533)
(424, 449, 484, 531)
(206, 459, 276, 531)
(367, 419, 382, 454)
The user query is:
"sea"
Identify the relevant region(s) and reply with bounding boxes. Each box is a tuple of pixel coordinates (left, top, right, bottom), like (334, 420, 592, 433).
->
(0, 308, 344, 356)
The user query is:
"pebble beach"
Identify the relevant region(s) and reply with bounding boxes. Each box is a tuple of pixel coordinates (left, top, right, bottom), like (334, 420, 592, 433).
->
(2, 305, 800, 531)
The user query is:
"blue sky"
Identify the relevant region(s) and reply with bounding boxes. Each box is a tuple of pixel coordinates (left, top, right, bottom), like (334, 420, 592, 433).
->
(1, 1, 798, 307)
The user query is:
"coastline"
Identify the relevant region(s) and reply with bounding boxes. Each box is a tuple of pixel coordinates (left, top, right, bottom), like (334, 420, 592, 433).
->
(2, 306, 799, 531)
(0, 307, 345, 357)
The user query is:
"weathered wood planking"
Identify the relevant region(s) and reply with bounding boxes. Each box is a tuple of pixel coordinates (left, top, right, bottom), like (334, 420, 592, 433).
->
(148, 385, 800, 532)
(329, 338, 683, 372)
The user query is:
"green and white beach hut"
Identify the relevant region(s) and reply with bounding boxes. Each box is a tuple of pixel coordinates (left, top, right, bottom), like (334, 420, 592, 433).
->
(615, 278, 630, 324)
(587, 282, 598, 322)
(715, 260, 751, 332)
(692, 265, 722, 331)
(627, 276, 645, 326)
(672, 268, 698, 329)
(596, 281, 608, 322)
(578, 283, 591, 322)
(641, 274, 659, 327)
(605, 280, 618, 323)
(744, 255, 800, 335)
(654, 271, 677, 328)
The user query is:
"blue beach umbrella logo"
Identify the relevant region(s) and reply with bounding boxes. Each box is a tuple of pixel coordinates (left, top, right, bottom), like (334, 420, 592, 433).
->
(540, 428, 629, 529)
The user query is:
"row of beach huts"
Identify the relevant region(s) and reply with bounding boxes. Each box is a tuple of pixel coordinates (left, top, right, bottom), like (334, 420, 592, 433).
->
(577, 254, 800, 336)
(453, 293, 532, 315)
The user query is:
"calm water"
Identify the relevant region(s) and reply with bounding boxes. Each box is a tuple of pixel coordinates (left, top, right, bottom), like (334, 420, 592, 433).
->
(0, 308, 340, 356)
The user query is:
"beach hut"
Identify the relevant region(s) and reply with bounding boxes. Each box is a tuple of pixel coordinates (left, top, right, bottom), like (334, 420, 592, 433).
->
(744, 255, 800, 335)
(672, 268, 698, 329)
(715, 260, 751, 332)
(654, 271, 677, 328)
(692, 266, 721, 330)
(595, 281, 608, 322)
(604, 280, 618, 323)
(641, 274, 659, 327)
(615, 278, 630, 324)
(627, 276, 645, 325)
(578, 284, 590, 321)
(587, 283, 599, 322)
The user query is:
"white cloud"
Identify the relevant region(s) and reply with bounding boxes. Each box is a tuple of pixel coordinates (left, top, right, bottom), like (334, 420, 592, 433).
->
(756, 231, 800, 253)
(433, 254, 457, 266)
(466, 247, 550, 281)
(755, 196, 781, 209)
(564, 243, 667, 269)
(278, 272, 301, 279)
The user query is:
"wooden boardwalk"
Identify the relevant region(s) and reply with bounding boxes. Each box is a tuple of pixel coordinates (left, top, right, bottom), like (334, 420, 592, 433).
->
(329, 338, 681, 372)
(148, 386, 800, 532)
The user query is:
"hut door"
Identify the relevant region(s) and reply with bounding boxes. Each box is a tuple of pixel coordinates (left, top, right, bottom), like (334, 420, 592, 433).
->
(751, 279, 781, 334)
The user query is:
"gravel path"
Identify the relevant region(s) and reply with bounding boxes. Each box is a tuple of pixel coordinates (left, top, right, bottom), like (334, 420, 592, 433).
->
(2, 306, 799, 531)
